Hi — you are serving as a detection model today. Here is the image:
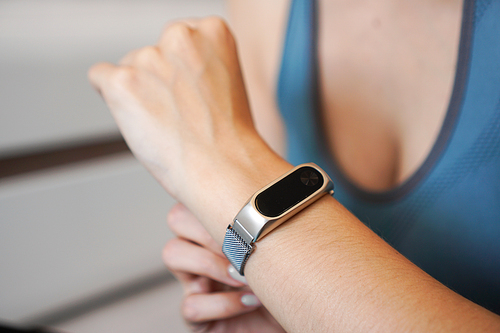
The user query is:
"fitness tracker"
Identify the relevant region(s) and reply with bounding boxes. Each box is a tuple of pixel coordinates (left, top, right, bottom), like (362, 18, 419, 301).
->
(222, 163, 334, 275)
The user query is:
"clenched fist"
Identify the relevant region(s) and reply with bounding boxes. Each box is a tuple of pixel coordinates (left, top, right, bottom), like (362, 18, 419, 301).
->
(89, 17, 290, 243)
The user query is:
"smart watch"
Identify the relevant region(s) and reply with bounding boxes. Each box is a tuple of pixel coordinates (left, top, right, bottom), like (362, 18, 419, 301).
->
(222, 163, 334, 275)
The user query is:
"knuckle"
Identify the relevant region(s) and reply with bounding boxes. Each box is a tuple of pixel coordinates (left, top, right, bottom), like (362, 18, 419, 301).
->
(136, 46, 161, 65)
(201, 16, 229, 34)
(200, 16, 234, 45)
(182, 296, 201, 322)
(162, 24, 201, 66)
(109, 66, 138, 90)
(162, 22, 194, 46)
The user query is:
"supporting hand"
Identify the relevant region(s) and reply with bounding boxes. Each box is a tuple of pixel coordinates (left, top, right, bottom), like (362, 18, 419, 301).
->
(163, 203, 285, 333)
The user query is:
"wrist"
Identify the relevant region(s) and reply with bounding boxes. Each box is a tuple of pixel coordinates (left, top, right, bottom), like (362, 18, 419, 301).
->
(223, 163, 334, 275)
(182, 136, 292, 245)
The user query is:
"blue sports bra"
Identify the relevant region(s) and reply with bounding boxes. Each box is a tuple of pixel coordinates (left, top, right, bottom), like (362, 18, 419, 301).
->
(277, 0, 500, 313)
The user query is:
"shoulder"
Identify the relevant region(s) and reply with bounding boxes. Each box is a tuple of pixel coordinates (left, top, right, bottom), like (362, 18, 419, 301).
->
(227, 0, 289, 93)
(226, 0, 291, 155)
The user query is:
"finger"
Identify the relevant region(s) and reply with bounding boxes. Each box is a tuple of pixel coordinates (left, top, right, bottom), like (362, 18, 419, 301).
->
(118, 48, 143, 66)
(175, 18, 200, 28)
(197, 17, 234, 48)
(194, 17, 238, 66)
(228, 265, 247, 284)
(120, 46, 171, 77)
(156, 21, 208, 73)
(158, 21, 195, 51)
(172, 267, 249, 297)
(88, 62, 119, 92)
(159, 19, 199, 45)
(172, 269, 244, 298)
(170, 271, 217, 296)
(119, 46, 173, 83)
(162, 238, 244, 288)
(167, 203, 221, 255)
(182, 291, 261, 324)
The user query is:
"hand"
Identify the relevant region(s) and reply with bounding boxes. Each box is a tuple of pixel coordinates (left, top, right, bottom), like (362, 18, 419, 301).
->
(88, 17, 290, 243)
(163, 203, 285, 333)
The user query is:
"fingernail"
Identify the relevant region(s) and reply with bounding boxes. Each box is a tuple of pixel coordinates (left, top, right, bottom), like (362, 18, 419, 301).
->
(228, 265, 247, 284)
(241, 294, 261, 307)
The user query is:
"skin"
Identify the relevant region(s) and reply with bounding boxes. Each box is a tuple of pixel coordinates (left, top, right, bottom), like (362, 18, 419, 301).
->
(230, 0, 463, 191)
(88, 4, 500, 333)
(164, 203, 284, 333)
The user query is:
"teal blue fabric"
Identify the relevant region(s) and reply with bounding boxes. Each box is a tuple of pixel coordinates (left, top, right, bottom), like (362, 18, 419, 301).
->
(277, 0, 500, 313)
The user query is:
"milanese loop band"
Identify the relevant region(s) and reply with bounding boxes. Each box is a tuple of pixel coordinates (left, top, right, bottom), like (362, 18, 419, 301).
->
(222, 225, 254, 275)
(222, 163, 334, 276)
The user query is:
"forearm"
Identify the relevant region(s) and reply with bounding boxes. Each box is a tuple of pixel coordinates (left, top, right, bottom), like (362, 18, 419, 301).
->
(243, 193, 500, 332)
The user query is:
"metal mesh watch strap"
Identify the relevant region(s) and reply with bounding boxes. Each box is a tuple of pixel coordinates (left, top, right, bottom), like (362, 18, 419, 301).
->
(222, 163, 334, 276)
(222, 225, 254, 275)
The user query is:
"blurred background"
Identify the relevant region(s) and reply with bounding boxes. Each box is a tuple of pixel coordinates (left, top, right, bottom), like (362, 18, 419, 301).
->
(0, 1, 225, 332)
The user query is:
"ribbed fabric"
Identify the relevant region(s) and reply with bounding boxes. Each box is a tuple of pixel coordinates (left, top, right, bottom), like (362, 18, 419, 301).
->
(277, 0, 500, 314)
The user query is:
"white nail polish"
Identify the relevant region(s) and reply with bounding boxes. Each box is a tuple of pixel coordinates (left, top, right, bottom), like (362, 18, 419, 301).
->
(228, 265, 247, 284)
(241, 294, 261, 307)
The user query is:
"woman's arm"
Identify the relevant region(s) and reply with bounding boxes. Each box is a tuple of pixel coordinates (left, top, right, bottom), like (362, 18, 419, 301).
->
(246, 195, 500, 332)
(89, 17, 500, 332)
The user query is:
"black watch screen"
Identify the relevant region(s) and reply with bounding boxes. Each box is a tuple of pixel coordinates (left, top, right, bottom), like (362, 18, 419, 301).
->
(255, 166, 325, 218)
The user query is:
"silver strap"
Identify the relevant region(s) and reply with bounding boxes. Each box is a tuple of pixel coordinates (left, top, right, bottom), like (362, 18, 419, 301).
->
(222, 225, 254, 275)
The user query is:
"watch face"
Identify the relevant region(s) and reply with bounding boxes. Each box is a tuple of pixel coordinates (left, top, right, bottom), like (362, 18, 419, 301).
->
(255, 166, 325, 218)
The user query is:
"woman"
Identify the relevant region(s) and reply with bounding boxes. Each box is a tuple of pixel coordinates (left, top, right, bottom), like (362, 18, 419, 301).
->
(89, 0, 500, 331)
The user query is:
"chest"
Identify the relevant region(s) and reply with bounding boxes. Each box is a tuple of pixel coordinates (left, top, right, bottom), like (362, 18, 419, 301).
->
(316, 0, 463, 191)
